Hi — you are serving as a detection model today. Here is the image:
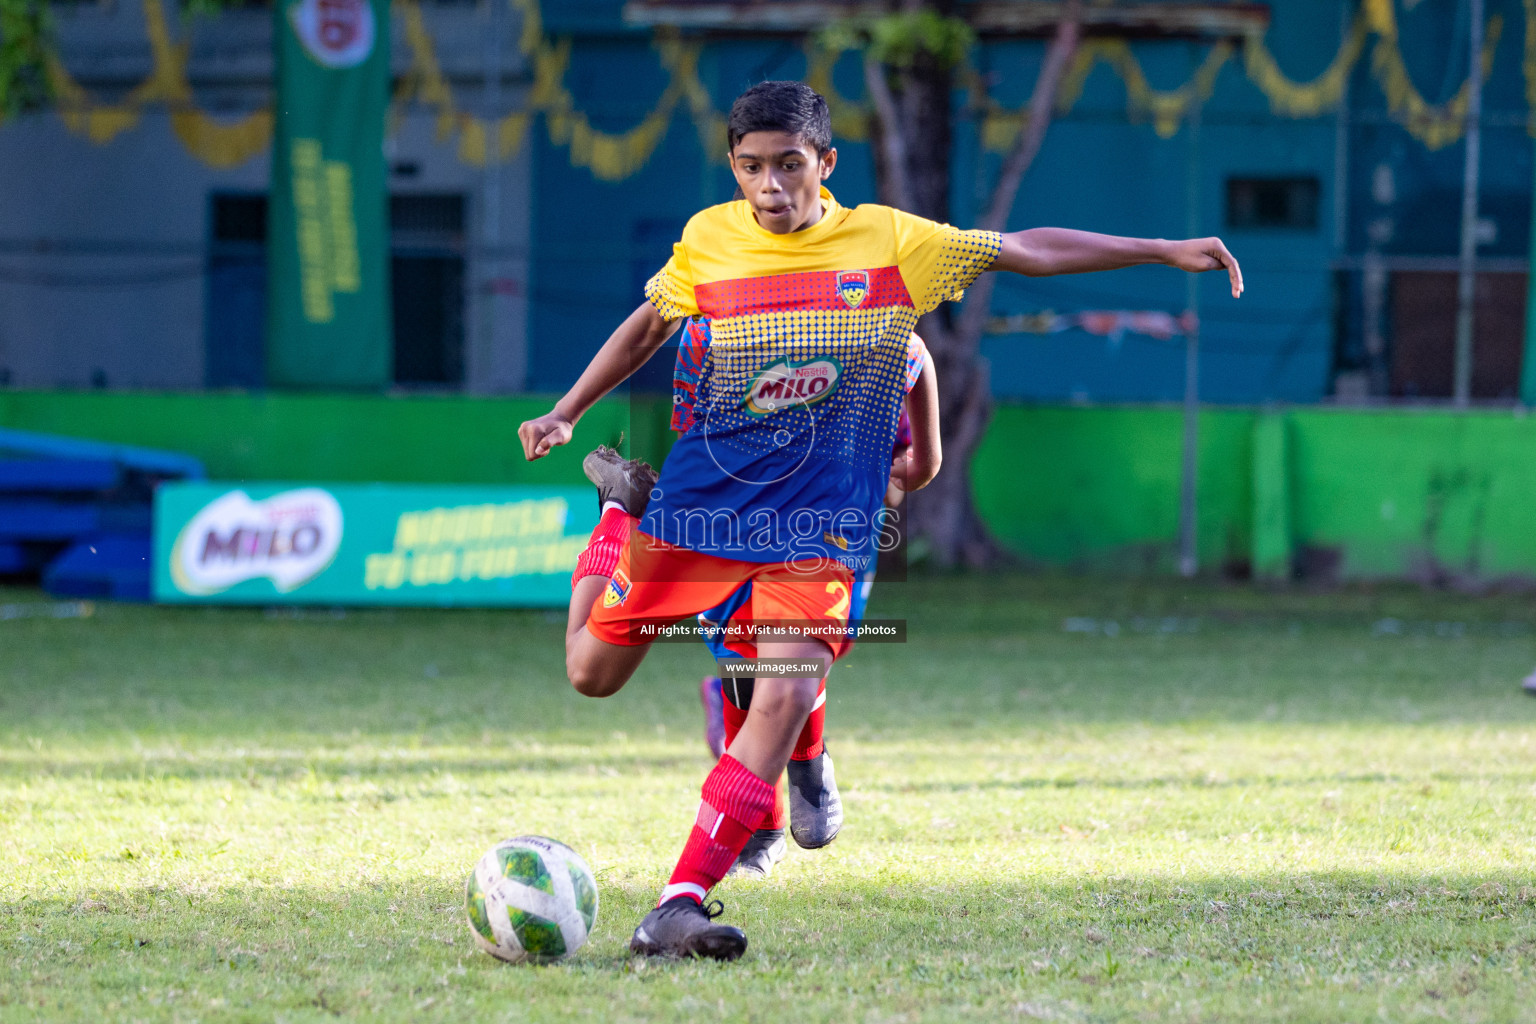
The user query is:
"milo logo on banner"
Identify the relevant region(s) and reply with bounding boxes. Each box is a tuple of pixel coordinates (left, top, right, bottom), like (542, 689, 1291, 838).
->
(289, 0, 375, 68)
(170, 488, 344, 595)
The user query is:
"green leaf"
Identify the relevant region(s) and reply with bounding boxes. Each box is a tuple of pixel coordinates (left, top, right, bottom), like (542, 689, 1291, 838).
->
(814, 11, 974, 73)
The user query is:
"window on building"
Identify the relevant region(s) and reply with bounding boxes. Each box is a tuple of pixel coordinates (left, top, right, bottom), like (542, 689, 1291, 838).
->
(1226, 176, 1321, 230)
(1389, 271, 1527, 400)
(202, 191, 467, 389)
(390, 194, 466, 387)
(205, 193, 268, 388)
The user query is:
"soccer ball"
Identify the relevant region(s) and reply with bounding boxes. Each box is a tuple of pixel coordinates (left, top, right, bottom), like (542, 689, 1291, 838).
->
(464, 835, 598, 964)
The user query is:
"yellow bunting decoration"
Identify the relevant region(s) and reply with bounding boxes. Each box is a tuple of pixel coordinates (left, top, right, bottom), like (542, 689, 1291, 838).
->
(48, 0, 270, 168)
(21, 0, 1536, 172)
(396, 0, 720, 175)
(1067, 39, 1235, 139)
(1243, 11, 1369, 118)
(804, 43, 870, 143)
(1365, 0, 1503, 150)
(977, 39, 1231, 150)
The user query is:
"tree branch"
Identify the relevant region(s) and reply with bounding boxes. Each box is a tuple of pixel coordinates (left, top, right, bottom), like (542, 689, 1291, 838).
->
(957, 0, 1083, 346)
(978, 11, 1082, 232)
(864, 52, 915, 212)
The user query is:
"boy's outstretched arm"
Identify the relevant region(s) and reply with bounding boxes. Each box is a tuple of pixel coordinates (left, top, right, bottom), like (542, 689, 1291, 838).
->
(992, 229, 1244, 299)
(518, 302, 679, 461)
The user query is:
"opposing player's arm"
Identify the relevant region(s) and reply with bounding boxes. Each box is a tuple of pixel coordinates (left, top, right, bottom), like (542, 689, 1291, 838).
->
(891, 343, 940, 494)
(518, 303, 680, 461)
(992, 228, 1243, 299)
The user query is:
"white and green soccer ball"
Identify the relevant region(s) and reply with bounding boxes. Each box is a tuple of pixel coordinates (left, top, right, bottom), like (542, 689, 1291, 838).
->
(464, 835, 598, 964)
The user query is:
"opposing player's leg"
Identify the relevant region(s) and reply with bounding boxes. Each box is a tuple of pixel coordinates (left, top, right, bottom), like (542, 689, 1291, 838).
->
(785, 558, 876, 849)
(731, 819, 789, 877)
(702, 593, 841, 852)
(699, 676, 726, 758)
(702, 671, 840, 854)
(785, 676, 841, 848)
(631, 637, 831, 960)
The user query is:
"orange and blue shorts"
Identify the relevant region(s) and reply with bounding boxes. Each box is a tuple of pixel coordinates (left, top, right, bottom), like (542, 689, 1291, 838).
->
(585, 525, 856, 662)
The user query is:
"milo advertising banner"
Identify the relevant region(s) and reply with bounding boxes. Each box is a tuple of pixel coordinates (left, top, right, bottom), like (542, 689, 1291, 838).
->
(266, 0, 391, 388)
(153, 484, 597, 606)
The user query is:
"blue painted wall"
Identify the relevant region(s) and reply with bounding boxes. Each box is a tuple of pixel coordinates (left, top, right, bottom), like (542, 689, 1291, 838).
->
(526, 0, 1534, 404)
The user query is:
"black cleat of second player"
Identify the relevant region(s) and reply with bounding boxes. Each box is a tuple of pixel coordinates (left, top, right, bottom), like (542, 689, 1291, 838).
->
(786, 747, 843, 849)
(727, 828, 787, 877)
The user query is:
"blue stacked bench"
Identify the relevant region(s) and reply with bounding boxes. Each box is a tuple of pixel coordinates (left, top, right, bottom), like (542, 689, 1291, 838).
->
(0, 430, 203, 602)
(42, 534, 155, 602)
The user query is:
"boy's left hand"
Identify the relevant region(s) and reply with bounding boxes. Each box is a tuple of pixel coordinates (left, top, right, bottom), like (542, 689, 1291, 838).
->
(1166, 237, 1243, 298)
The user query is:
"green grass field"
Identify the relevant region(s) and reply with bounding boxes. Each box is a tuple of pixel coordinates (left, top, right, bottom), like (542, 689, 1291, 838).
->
(3, 574, 1535, 1022)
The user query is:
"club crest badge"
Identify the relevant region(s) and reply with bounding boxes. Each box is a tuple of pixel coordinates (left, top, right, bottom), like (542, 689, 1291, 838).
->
(603, 568, 631, 608)
(836, 270, 870, 309)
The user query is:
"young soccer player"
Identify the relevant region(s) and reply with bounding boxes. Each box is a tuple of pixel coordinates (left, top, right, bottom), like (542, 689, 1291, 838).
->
(685, 317, 937, 877)
(519, 80, 1242, 960)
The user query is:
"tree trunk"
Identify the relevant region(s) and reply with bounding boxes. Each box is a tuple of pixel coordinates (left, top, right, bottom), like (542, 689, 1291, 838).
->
(908, 315, 999, 567)
(862, 22, 985, 566)
(876, 6, 1082, 568)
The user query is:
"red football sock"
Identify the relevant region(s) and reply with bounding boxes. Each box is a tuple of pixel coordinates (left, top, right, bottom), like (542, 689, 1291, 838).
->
(659, 755, 775, 905)
(790, 677, 827, 761)
(721, 694, 748, 748)
(720, 690, 787, 829)
(571, 506, 634, 589)
(769, 776, 788, 830)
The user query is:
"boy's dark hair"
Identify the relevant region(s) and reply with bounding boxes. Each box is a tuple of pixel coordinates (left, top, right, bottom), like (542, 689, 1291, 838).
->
(726, 81, 832, 154)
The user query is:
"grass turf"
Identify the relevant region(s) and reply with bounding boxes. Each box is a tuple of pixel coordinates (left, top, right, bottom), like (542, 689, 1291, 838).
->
(2, 574, 1535, 1022)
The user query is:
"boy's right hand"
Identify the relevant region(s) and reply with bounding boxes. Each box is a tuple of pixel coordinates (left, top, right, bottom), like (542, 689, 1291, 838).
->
(889, 445, 940, 493)
(518, 412, 574, 461)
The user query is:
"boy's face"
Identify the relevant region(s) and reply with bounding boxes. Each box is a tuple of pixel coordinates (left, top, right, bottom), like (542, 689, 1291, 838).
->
(729, 131, 837, 234)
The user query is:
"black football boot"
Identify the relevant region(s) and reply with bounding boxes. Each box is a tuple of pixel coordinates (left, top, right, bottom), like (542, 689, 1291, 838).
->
(629, 898, 747, 960)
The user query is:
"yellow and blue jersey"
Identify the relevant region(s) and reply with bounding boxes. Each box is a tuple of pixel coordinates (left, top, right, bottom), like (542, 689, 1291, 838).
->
(643, 187, 999, 566)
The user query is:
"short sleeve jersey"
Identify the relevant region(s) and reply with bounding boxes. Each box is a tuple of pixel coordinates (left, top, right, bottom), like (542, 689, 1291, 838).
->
(643, 188, 999, 565)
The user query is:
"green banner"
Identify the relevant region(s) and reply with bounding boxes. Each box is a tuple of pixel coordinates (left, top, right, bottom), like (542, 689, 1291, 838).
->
(154, 483, 598, 606)
(267, 0, 392, 388)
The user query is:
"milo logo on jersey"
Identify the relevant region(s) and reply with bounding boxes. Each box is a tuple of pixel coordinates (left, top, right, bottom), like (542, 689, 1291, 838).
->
(742, 357, 843, 417)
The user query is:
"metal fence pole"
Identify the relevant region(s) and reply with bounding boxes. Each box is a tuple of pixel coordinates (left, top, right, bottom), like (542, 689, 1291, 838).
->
(1179, 95, 1201, 579)
(1453, 0, 1485, 406)
(479, 0, 506, 393)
